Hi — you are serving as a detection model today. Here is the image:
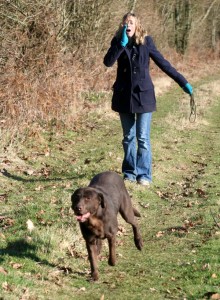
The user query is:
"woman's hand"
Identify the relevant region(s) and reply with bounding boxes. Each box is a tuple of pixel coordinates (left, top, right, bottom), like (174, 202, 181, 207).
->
(183, 83, 193, 95)
(120, 24, 129, 47)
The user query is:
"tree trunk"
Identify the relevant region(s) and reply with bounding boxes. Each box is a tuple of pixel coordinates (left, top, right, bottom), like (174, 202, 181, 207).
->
(174, 0, 191, 54)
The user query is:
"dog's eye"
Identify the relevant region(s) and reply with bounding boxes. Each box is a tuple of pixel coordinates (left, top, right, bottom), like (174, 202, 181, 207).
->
(84, 197, 90, 203)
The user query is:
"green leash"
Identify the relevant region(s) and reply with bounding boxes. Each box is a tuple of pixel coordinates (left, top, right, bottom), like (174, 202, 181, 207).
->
(189, 93, 196, 122)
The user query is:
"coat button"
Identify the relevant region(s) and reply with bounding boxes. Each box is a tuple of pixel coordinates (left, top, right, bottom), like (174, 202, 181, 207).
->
(123, 68, 127, 72)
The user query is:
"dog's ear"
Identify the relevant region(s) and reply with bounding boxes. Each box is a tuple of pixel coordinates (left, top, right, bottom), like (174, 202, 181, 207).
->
(71, 188, 80, 203)
(98, 192, 106, 209)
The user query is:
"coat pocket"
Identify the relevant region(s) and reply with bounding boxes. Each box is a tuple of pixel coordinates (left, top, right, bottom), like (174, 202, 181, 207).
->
(136, 80, 154, 91)
(134, 81, 156, 108)
(112, 81, 124, 92)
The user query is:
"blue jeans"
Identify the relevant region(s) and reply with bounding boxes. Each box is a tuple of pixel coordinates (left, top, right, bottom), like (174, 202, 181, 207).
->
(119, 112, 152, 182)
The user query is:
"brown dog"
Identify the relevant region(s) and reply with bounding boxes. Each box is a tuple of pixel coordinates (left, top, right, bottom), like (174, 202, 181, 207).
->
(71, 171, 143, 281)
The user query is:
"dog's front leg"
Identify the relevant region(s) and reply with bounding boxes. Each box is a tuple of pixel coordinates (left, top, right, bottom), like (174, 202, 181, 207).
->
(86, 240, 99, 281)
(107, 234, 116, 266)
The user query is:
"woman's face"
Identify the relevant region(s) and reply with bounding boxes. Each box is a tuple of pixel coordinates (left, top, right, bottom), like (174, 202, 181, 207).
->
(123, 16, 136, 38)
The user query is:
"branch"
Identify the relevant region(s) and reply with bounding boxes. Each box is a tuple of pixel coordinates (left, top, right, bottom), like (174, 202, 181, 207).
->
(194, 0, 218, 26)
(0, 12, 26, 26)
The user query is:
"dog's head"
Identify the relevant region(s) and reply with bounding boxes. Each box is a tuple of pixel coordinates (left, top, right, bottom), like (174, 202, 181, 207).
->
(71, 187, 105, 222)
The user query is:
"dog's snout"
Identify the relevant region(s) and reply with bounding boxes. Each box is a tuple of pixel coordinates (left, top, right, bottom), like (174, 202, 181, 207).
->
(75, 205, 82, 213)
(71, 202, 82, 213)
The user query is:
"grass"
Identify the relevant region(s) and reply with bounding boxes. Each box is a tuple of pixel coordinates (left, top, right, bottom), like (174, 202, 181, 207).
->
(0, 74, 220, 300)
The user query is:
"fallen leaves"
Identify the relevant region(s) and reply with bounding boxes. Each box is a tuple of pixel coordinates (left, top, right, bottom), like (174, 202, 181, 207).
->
(156, 173, 209, 205)
(139, 202, 150, 209)
(156, 231, 164, 238)
(26, 219, 35, 233)
(117, 225, 127, 235)
(0, 193, 8, 203)
(10, 262, 23, 269)
(168, 226, 188, 234)
(0, 267, 8, 275)
(156, 190, 173, 200)
(204, 293, 220, 300)
(2, 281, 13, 292)
(34, 185, 44, 191)
(202, 263, 211, 270)
(57, 266, 73, 275)
(1, 158, 12, 165)
(0, 216, 15, 230)
(196, 188, 208, 198)
(210, 294, 220, 300)
(0, 232, 6, 239)
(156, 221, 198, 238)
(1, 163, 52, 181)
(156, 226, 188, 238)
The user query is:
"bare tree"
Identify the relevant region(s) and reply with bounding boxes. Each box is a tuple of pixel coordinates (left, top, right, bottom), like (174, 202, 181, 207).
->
(173, 0, 191, 54)
(153, 0, 192, 54)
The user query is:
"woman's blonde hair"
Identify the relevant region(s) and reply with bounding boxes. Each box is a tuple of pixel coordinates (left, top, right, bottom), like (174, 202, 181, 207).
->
(116, 12, 147, 45)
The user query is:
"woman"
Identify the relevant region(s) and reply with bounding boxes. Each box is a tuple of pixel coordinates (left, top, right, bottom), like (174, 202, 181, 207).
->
(103, 12, 193, 186)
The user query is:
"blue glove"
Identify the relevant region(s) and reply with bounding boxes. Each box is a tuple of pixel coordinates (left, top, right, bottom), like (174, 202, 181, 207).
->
(183, 83, 193, 95)
(120, 24, 128, 47)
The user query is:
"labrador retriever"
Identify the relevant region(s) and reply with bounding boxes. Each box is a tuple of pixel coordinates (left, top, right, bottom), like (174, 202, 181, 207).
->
(71, 171, 143, 281)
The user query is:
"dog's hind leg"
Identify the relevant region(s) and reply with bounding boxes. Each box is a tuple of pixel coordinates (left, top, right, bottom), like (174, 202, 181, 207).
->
(119, 198, 143, 250)
(131, 222, 143, 250)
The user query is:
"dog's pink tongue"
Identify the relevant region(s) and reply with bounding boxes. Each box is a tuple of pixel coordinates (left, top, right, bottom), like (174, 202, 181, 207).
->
(76, 212, 91, 222)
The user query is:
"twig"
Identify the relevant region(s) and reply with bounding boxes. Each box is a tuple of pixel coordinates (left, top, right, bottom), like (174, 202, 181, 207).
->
(131, 0, 137, 13)
(193, 0, 218, 26)
(210, 209, 220, 229)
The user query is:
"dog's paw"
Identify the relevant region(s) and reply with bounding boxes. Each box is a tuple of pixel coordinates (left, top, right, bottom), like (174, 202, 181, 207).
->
(135, 237, 143, 250)
(108, 258, 116, 266)
(91, 271, 99, 281)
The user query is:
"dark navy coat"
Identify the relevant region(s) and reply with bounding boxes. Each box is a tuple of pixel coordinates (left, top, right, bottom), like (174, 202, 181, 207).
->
(103, 36, 188, 113)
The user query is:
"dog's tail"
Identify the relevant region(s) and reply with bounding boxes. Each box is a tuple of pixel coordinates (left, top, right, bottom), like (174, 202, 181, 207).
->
(133, 207, 141, 217)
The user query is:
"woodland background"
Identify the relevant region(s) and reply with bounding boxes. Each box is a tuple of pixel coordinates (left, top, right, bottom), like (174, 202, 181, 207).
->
(0, 0, 220, 139)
